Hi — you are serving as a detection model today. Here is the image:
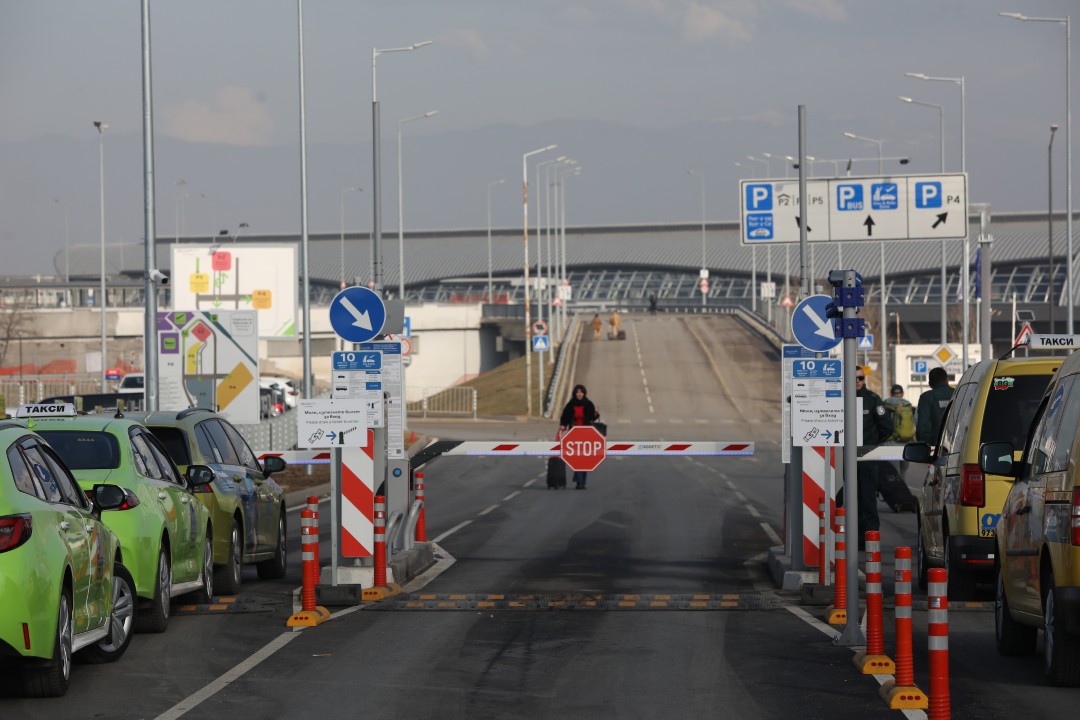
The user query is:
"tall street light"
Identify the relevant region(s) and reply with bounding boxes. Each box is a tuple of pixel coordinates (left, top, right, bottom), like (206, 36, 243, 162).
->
(339, 186, 362, 289)
(536, 156, 567, 342)
(397, 110, 438, 300)
(688, 170, 708, 306)
(53, 198, 69, 284)
(523, 144, 557, 417)
(487, 179, 505, 303)
(1050, 124, 1060, 334)
(746, 156, 769, 176)
(843, 131, 889, 393)
(93, 120, 108, 390)
(1001, 12, 1072, 333)
(906, 71, 966, 348)
(371, 40, 432, 295)
(898, 94, 949, 346)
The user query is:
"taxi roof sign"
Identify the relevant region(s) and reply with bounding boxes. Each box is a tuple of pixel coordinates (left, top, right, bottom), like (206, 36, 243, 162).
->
(16, 403, 78, 418)
(1027, 334, 1080, 349)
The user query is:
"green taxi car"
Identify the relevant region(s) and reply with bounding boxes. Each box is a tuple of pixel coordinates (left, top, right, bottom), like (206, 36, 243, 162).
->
(18, 405, 214, 634)
(0, 422, 136, 697)
(128, 408, 288, 594)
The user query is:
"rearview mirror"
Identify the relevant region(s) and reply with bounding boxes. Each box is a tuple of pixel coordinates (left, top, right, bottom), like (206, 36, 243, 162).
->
(903, 442, 932, 464)
(261, 455, 287, 476)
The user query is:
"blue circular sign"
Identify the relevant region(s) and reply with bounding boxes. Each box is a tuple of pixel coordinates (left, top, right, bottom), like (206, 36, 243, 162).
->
(329, 286, 386, 343)
(791, 294, 841, 353)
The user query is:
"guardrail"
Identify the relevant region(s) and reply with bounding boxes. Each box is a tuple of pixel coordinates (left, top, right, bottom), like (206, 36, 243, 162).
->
(405, 386, 477, 418)
(1, 375, 105, 409)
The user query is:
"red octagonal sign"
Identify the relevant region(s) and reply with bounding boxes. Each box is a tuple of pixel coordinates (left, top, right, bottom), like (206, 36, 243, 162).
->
(561, 425, 606, 472)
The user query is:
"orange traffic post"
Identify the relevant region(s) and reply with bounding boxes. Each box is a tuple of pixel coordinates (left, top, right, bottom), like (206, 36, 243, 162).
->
(415, 472, 427, 542)
(374, 494, 388, 587)
(287, 507, 330, 627)
(854, 530, 895, 674)
(825, 508, 847, 625)
(880, 546, 928, 709)
(927, 568, 950, 720)
(818, 502, 827, 585)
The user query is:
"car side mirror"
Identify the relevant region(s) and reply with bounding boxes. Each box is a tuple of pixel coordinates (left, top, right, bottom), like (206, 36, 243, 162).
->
(186, 464, 216, 491)
(93, 484, 127, 512)
(902, 442, 932, 464)
(979, 441, 1016, 478)
(261, 455, 287, 477)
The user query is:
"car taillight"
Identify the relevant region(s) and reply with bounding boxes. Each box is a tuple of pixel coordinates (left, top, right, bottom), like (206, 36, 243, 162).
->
(0, 514, 32, 553)
(961, 464, 985, 507)
(101, 488, 141, 511)
(1072, 488, 1080, 546)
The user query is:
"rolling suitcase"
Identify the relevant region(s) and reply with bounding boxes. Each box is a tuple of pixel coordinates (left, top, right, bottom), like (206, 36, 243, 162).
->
(547, 456, 567, 489)
(877, 461, 918, 513)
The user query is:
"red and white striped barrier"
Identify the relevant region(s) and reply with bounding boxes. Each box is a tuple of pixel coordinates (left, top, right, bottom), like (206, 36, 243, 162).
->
(802, 446, 839, 566)
(414, 472, 427, 542)
(286, 499, 329, 627)
(825, 508, 847, 625)
(855, 530, 895, 675)
(374, 494, 387, 587)
(928, 568, 950, 720)
(881, 546, 928, 709)
(256, 450, 332, 465)
(342, 432, 376, 558)
(440, 440, 754, 456)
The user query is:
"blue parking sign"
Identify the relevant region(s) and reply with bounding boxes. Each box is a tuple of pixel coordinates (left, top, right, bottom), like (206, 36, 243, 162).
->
(745, 184, 773, 211)
(836, 184, 864, 211)
(915, 182, 942, 208)
(871, 183, 898, 210)
(746, 213, 774, 240)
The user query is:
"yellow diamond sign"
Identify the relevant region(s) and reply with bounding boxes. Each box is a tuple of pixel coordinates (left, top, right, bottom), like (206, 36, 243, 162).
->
(933, 345, 956, 366)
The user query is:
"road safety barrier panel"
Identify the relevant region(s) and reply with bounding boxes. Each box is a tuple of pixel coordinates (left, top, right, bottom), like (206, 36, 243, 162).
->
(342, 433, 376, 557)
(802, 446, 839, 566)
(928, 568, 950, 720)
(854, 531, 895, 674)
(825, 508, 847, 625)
(880, 546, 928, 709)
(439, 441, 754, 456)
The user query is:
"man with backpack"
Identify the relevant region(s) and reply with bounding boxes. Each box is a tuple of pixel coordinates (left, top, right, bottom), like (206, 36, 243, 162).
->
(883, 384, 916, 443)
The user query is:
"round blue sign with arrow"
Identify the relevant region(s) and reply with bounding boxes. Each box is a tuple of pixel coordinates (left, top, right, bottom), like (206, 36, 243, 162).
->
(791, 294, 841, 353)
(329, 286, 386, 343)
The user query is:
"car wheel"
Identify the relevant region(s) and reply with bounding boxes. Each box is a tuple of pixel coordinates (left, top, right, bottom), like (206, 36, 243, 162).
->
(916, 518, 929, 591)
(1043, 569, 1080, 686)
(21, 589, 73, 697)
(136, 546, 171, 633)
(945, 532, 975, 601)
(995, 564, 1036, 656)
(213, 518, 242, 595)
(257, 511, 287, 580)
(193, 530, 215, 603)
(79, 562, 136, 663)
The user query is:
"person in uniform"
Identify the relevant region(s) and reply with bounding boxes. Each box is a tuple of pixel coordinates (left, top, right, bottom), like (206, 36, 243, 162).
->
(853, 370, 893, 543)
(916, 367, 953, 444)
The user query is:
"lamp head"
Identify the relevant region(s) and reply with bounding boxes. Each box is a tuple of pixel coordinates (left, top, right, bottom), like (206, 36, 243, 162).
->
(898, 96, 913, 103)
(412, 40, 433, 49)
(843, 131, 857, 139)
(93, 121, 108, 131)
(999, 12, 1026, 20)
(1052, 124, 1060, 133)
(905, 72, 928, 80)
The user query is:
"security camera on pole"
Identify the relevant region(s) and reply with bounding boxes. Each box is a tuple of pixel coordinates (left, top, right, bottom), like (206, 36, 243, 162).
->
(826, 268, 868, 647)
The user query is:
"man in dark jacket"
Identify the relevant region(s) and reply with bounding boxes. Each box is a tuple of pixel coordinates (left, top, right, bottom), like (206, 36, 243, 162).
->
(854, 370, 893, 540)
(916, 367, 953, 444)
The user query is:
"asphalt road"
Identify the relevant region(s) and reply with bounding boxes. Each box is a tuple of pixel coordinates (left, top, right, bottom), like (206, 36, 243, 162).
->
(2, 313, 1072, 718)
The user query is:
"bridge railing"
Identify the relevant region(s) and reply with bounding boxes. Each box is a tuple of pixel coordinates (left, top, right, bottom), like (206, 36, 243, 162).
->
(406, 386, 478, 419)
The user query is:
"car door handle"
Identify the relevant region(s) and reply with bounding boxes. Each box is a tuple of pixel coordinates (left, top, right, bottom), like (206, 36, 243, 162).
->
(60, 521, 71, 530)
(158, 492, 169, 500)
(180, 496, 189, 504)
(85, 524, 94, 532)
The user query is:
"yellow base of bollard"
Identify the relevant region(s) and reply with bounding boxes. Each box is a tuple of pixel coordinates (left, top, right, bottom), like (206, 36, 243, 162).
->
(361, 583, 403, 601)
(286, 606, 331, 627)
(879, 679, 929, 709)
(853, 650, 896, 675)
(825, 606, 847, 625)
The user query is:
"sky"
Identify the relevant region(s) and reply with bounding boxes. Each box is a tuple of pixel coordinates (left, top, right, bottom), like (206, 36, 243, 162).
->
(1, 0, 1078, 276)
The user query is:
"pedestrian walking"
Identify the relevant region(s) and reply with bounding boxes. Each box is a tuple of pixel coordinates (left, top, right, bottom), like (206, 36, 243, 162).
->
(648, 292, 658, 315)
(559, 384, 600, 489)
(608, 309, 622, 339)
(916, 367, 953, 444)
(843, 369, 893, 545)
(591, 314, 603, 341)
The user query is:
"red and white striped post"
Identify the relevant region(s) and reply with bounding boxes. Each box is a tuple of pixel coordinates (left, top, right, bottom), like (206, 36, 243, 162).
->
(299, 508, 317, 611)
(374, 494, 388, 587)
(818, 502, 827, 585)
(881, 546, 928, 709)
(855, 530, 895, 674)
(415, 472, 427, 542)
(826, 508, 847, 625)
(928, 567, 950, 720)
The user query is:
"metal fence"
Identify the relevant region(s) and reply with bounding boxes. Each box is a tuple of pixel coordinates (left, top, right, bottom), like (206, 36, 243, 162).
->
(235, 409, 299, 452)
(405, 386, 477, 418)
(1, 375, 104, 410)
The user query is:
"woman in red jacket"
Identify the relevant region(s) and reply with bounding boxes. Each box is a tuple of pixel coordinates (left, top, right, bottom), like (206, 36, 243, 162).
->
(559, 384, 599, 489)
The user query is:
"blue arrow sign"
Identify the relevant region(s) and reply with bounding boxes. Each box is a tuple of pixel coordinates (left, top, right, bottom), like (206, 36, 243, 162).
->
(791, 295, 841, 352)
(329, 286, 386, 344)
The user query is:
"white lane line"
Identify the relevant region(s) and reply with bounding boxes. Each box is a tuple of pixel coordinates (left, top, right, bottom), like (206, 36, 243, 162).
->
(631, 323, 654, 414)
(432, 520, 472, 543)
(503, 490, 522, 501)
(523, 478, 538, 488)
(153, 632, 301, 720)
(726, 480, 737, 490)
(734, 491, 748, 502)
(478, 504, 499, 516)
(746, 504, 760, 518)
(760, 522, 782, 545)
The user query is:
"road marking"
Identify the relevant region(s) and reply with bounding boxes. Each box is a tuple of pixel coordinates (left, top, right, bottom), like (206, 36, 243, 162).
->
(746, 505, 760, 518)
(478, 504, 499, 516)
(523, 477, 538, 488)
(503, 490, 522, 501)
(760, 522, 781, 545)
(734, 491, 747, 502)
(432, 520, 472, 543)
(726, 480, 737, 490)
(631, 323, 654, 413)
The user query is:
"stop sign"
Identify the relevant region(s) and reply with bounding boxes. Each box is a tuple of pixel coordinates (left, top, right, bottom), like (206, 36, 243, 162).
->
(560, 425, 606, 472)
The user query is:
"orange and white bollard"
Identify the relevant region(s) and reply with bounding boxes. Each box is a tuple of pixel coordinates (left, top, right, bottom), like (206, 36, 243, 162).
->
(825, 508, 847, 625)
(286, 506, 329, 626)
(881, 546, 928, 709)
(818, 502, 827, 585)
(374, 494, 388, 587)
(928, 568, 950, 720)
(855, 530, 895, 674)
(415, 472, 427, 542)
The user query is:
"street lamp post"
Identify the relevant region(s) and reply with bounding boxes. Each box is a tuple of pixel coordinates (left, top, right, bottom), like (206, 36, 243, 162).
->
(397, 110, 438, 300)
(535, 156, 567, 348)
(371, 40, 432, 295)
(1001, 12, 1072, 334)
(688, 170, 707, 306)
(1051, 124, 1060, 333)
(340, 186, 362, 289)
(735, 162, 758, 313)
(487, 179, 505, 303)
(522, 144, 557, 417)
(93, 120, 108, 390)
(54, 198, 69, 285)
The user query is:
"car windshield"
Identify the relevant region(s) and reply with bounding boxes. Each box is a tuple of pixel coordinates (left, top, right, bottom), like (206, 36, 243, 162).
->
(36, 430, 120, 470)
(145, 426, 192, 466)
(979, 374, 1054, 449)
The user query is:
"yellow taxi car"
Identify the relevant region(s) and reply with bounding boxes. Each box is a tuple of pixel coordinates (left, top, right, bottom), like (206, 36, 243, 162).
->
(904, 355, 1061, 598)
(981, 348, 1080, 686)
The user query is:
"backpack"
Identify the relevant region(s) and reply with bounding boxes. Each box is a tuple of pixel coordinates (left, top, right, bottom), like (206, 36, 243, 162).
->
(892, 403, 916, 442)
